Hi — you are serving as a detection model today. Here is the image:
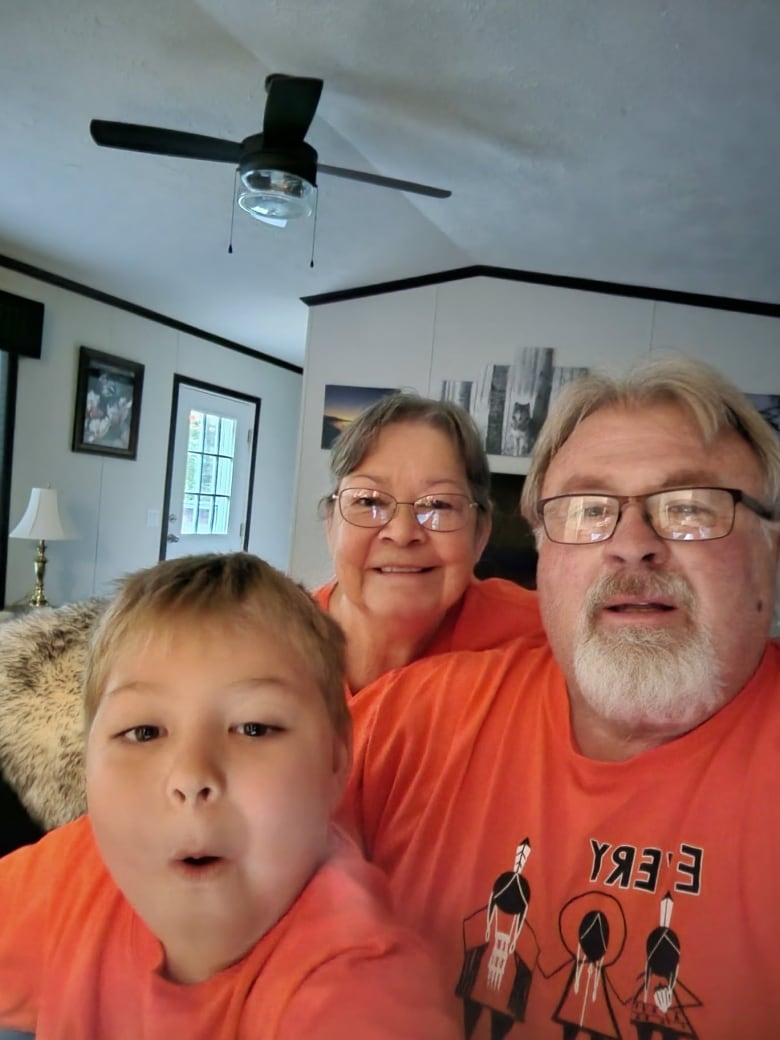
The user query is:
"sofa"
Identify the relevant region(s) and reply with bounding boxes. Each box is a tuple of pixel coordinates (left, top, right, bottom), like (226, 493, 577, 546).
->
(0, 600, 105, 855)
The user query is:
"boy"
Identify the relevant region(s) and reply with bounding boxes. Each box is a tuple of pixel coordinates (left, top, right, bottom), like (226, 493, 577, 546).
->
(0, 553, 457, 1039)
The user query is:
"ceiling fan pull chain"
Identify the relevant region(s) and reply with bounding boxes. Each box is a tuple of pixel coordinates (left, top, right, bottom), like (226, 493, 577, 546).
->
(309, 187, 319, 269)
(228, 170, 239, 254)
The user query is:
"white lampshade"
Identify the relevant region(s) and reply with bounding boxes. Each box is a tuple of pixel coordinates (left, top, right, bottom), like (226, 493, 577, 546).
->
(10, 487, 69, 541)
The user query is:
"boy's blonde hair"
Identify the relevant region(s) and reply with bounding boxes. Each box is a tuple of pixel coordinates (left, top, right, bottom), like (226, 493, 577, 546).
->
(83, 553, 350, 739)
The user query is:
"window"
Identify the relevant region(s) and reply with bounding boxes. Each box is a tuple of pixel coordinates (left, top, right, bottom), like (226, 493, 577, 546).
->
(179, 410, 237, 536)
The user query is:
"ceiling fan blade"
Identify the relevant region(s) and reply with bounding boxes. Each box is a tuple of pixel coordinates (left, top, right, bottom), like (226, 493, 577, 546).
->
(90, 120, 242, 164)
(317, 164, 451, 199)
(262, 75, 323, 147)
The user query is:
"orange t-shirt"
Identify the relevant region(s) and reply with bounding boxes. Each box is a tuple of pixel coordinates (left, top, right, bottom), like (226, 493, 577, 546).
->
(0, 817, 459, 1040)
(313, 577, 544, 668)
(347, 639, 780, 1040)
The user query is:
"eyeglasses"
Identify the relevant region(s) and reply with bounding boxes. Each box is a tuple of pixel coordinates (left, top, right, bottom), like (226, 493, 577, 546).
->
(537, 486, 774, 544)
(331, 488, 479, 532)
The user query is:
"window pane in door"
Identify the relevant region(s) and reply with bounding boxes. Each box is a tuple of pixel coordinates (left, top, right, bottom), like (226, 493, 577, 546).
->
(184, 452, 202, 493)
(219, 418, 237, 457)
(212, 497, 230, 535)
(188, 411, 204, 452)
(204, 414, 220, 454)
(181, 494, 198, 535)
(196, 496, 214, 533)
(200, 455, 216, 494)
(216, 457, 233, 496)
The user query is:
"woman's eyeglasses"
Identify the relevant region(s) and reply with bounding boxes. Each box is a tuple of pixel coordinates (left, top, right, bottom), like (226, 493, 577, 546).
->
(332, 488, 479, 532)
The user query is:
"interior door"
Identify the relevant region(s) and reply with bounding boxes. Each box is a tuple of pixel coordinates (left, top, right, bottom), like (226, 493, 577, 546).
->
(161, 378, 260, 559)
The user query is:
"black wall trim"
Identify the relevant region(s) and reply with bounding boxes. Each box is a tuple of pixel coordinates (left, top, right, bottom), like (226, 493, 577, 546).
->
(0, 253, 302, 374)
(301, 264, 780, 319)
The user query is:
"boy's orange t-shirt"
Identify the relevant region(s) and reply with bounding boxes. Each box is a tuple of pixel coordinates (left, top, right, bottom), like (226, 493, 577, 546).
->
(0, 818, 458, 1039)
(347, 638, 780, 1040)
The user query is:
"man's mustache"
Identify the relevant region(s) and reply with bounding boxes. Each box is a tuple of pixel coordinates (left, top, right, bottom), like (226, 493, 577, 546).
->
(583, 571, 696, 622)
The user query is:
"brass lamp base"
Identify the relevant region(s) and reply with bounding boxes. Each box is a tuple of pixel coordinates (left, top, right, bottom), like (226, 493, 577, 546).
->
(29, 538, 50, 607)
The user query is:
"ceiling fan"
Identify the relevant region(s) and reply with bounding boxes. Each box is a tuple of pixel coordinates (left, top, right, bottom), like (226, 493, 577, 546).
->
(90, 73, 451, 228)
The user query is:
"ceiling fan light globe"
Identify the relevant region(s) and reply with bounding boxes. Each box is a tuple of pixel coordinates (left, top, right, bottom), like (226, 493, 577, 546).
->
(237, 169, 314, 222)
(238, 188, 313, 221)
(239, 167, 305, 194)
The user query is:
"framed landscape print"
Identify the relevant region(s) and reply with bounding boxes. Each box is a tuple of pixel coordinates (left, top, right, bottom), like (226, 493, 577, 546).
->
(320, 383, 397, 449)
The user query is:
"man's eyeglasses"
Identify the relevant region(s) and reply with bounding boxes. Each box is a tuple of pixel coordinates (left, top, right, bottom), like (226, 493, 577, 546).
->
(537, 486, 774, 544)
(331, 488, 479, 532)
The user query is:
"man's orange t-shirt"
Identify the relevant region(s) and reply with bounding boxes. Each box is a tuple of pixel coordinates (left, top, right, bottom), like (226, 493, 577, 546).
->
(347, 639, 780, 1040)
(0, 817, 459, 1039)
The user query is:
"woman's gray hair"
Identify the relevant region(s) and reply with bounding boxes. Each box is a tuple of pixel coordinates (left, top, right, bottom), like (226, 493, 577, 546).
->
(322, 391, 492, 517)
(520, 354, 780, 528)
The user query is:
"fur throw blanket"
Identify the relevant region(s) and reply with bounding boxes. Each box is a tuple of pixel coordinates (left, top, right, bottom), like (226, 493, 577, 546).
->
(0, 599, 106, 830)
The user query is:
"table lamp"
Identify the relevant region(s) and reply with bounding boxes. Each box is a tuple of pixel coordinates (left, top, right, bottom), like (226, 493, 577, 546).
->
(9, 487, 69, 607)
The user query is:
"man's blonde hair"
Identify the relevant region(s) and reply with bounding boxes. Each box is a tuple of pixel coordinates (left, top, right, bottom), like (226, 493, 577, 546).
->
(83, 553, 349, 739)
(521, 354, 780, 528)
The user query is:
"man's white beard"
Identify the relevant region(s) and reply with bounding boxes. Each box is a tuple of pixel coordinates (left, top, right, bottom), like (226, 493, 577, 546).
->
(572, 572, 724, 733)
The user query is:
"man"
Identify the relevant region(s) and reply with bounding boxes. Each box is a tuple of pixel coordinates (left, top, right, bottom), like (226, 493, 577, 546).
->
(347, 355, 780, 1040)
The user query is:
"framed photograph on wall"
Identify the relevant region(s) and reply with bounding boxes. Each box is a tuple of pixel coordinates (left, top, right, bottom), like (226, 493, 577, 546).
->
(440, 348, 589, 472)
(71, 346, 145, 459)
(320, 383, 397, 449)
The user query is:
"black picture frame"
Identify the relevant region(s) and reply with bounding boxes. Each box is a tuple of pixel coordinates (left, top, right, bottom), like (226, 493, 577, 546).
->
(71, 346, 145, 460)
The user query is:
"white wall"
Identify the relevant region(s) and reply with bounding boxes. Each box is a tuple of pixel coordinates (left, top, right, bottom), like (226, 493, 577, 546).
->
(0, 268, 302, 607)
(290, 274, 780, 588)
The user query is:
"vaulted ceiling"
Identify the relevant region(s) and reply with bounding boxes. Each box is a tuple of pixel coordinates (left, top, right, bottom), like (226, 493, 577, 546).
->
(1, 1, 778, 368)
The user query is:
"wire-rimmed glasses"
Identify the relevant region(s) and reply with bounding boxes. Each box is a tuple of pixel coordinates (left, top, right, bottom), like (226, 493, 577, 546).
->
(332, 488, 479, 532)
(537, 486, 773, 544)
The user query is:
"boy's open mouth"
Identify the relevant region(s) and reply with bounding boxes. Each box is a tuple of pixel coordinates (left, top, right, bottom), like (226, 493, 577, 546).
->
(170, 852, 228, 878)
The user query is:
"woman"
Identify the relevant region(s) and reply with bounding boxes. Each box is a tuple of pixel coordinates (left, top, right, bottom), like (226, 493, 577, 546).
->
(317, 393, 544, 693)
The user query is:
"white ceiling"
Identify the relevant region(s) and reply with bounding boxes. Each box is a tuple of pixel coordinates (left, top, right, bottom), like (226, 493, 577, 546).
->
(1, 1, 778, 369)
